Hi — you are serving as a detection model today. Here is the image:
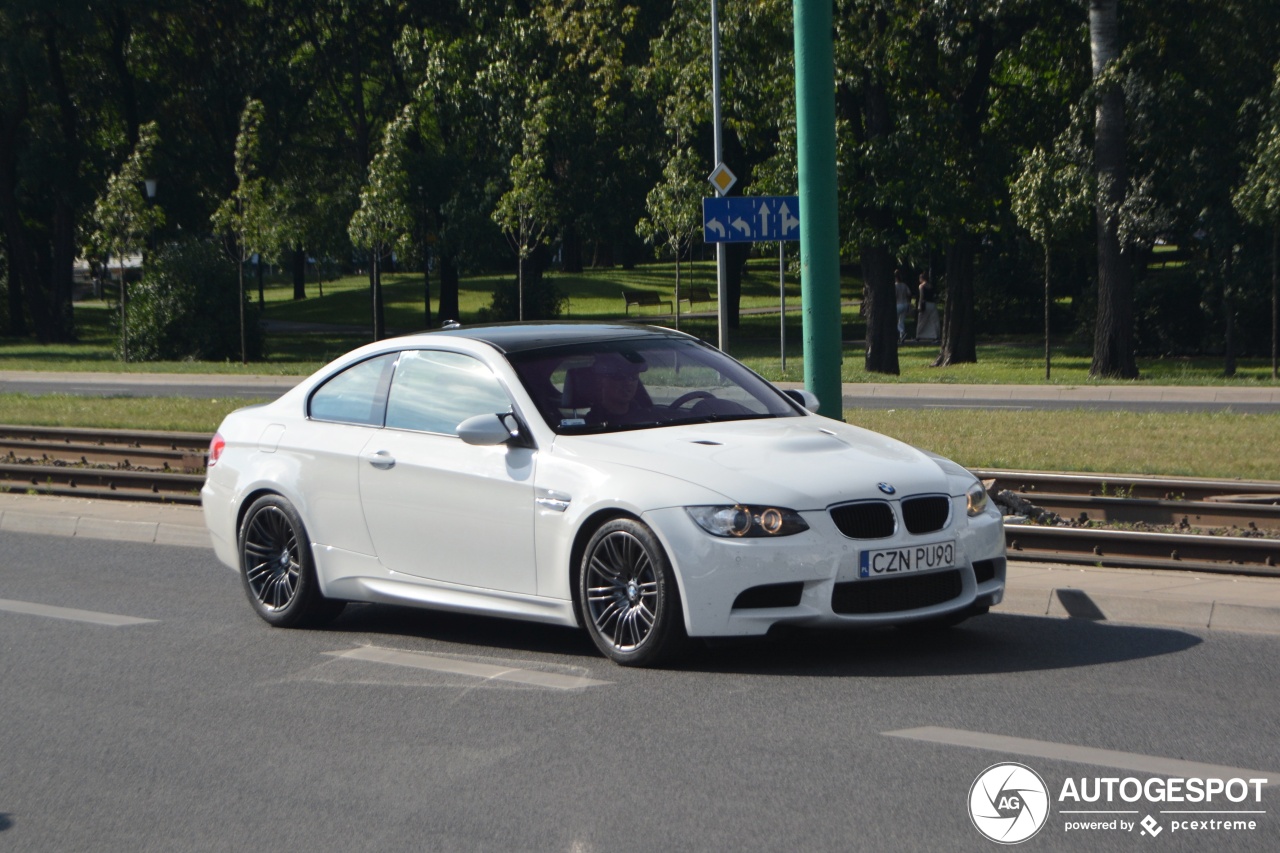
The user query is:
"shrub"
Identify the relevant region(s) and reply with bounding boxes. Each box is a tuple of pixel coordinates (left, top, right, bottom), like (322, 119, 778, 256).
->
(477, 266, 566, 321)
(124, 238, 263, 361)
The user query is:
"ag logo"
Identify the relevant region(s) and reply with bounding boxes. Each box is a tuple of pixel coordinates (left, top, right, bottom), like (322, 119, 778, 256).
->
(968, 762, 1050, 844)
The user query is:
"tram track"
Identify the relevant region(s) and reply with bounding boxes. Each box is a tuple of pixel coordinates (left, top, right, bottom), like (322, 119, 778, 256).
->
(2, 427, 1278, 575)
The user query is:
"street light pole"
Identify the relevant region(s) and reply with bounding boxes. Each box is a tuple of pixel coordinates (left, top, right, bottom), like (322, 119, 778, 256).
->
(710, 0, 730, 353)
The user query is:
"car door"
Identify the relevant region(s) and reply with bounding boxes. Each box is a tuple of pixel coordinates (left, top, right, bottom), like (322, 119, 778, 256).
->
(357, 349, 537, 594)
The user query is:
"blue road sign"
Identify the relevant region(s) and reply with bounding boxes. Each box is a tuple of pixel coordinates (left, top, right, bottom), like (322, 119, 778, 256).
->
(702, 195, 800, 243)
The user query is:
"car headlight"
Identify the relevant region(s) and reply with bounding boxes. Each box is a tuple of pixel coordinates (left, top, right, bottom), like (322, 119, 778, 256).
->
(685, 505, 809, 538)
(966, 480, 989, 517)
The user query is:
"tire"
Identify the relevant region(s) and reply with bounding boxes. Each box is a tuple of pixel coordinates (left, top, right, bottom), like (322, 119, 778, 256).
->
(238, 495, 344, 628)
(578, 518, 688, 667)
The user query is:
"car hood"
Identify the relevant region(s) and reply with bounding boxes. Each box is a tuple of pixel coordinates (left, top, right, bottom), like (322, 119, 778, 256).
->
(555, 416, 955, 509)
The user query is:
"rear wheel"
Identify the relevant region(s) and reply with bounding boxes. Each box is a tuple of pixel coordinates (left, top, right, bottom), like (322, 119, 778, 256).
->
(579, 518, 688, 667)
(238, 495, 344, 628)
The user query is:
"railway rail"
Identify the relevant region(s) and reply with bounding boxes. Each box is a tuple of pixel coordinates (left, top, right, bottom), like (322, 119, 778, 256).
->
(0, 424, 207, 504)
(3, 427, 1278, 576)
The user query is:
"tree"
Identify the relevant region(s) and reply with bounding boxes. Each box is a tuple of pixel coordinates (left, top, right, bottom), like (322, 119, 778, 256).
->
(1234, 63, 1280, 379)
(349, 104, 415, 340)
(636, 147, 703, 329)
(1012, 139, 1092, 378)
(1088, 0, 1137, 378)
(212, 100, 272, 364)
(87, 121, 164, 363)
(492, 107, 557, 322)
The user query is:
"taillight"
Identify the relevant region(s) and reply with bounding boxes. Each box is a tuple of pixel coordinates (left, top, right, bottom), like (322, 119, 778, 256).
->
(208, 432, 226, 467)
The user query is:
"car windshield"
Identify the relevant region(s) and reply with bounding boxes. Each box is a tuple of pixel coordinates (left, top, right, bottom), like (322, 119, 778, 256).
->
(506, 337, 803, 435)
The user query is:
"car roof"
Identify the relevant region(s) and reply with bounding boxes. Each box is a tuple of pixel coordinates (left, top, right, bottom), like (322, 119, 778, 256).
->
(414, 322, 699, 355)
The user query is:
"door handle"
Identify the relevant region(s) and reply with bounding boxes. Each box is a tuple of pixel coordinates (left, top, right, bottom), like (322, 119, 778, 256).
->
(363, 450, 396, 470)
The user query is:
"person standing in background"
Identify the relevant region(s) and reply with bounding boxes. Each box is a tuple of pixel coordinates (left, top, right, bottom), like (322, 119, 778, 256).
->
(916, 272, 940, 342)
(894, 270, 913, 344)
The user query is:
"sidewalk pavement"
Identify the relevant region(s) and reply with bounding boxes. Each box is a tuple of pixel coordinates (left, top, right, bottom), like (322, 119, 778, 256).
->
(5, 492, 1280, 637)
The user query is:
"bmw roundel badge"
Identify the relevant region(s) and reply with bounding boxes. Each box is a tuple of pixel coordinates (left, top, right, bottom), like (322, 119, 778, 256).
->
(877, 482, 896, 495)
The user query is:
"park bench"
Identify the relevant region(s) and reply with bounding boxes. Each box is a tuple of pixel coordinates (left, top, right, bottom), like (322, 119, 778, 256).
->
(678, 286, 715, 309)
(622, 290, 672, 315)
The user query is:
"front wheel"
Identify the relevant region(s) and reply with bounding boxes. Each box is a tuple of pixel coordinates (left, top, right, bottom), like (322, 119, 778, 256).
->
(238, 495, 344, 628)
(579, 518, 688, 667)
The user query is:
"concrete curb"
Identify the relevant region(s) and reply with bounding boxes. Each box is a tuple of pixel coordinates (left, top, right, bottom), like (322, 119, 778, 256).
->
(4, 493, 1280, 637)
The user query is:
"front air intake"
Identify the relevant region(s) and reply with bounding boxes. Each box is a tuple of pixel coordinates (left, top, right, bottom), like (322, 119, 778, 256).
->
(901, 495, 951, 535)
(831, 570, 963, 614)
(829, 501, 895, 539)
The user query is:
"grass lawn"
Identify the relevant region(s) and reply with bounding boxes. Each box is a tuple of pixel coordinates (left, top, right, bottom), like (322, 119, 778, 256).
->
(2, 260, 1279, 386)
(3, 392, 1276, 481)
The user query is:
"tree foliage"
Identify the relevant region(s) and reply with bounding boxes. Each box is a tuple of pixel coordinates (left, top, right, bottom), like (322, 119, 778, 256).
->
(0, 0, 1277, 371)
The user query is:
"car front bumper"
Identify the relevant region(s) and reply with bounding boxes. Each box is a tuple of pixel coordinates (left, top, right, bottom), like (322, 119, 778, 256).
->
(644, 500, 1006, 637)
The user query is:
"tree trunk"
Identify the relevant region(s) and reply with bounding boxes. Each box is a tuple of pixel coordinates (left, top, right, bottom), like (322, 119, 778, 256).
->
(292, 245, 306, 300)
(1272, 225, 1277, 380)
(861, 246, 899, 374)
(1088, 0, 1138, 378)
(934, 238, 978, 365)
(1223, 250, 1236, 377)
(1044, 245, 1052, 380)
(238, 253, 246, 365)
(43, 21, 79, 343)
(422, 248, 432, 329)
(858, 73, 899, 375)
(257, 255, 265, 306)
(724, 242, 750, 330)
(370, 250, 385, 341)
(561, 224, 583, 273)
(438, 253, 460, 324)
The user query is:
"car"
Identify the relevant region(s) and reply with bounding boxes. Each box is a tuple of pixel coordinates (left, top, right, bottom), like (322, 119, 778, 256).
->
(203, 322, 1005, 666)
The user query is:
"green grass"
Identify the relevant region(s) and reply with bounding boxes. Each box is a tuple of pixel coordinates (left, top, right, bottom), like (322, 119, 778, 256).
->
(3, 392, 1276, 481)
(0, 394, 270, 433)
(846, 408, 1280, 481)
(3, 261, 1278, 385)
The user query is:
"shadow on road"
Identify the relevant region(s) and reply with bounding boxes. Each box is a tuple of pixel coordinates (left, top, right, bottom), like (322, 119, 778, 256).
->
(322, 604, 1201, 678)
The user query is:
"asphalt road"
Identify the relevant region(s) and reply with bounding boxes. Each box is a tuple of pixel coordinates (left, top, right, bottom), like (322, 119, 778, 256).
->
(2, 533, 1279, 851)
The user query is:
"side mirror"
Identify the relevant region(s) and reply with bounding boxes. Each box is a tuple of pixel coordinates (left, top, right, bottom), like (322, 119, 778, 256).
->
(457, 413, 518, 446)
(783, 388, 821, 413)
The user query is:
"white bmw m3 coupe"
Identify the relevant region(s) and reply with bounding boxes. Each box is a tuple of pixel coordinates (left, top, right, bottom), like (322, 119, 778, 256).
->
(203, 323, 1005, 666)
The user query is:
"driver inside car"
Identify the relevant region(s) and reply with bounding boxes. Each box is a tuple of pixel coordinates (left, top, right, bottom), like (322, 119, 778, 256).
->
(585, 352, 653, 426)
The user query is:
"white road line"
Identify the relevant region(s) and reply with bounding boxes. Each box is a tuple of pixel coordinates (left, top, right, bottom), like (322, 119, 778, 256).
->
(323, 646, 611, 690)
(883, 726, 1280, 785)
(0, 597, 157, 626)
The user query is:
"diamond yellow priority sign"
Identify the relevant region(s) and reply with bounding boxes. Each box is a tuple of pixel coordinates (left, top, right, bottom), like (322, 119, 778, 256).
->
(707, 163, 737, 196)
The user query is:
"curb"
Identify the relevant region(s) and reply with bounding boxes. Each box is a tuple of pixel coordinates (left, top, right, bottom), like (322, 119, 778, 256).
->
(995, 586, 1280, 635)
(5, 497, 1280, 637)
(1, 507, 211, 549)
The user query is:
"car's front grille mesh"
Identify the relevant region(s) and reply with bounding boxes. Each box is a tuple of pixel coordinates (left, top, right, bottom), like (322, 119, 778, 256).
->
(829, 501, 895, 539)
(901, 495, 951, 534)
(830, 569, 963, 615)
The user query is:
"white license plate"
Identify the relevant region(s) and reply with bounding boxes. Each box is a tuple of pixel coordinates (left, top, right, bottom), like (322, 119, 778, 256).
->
(859, 540, 956, 578)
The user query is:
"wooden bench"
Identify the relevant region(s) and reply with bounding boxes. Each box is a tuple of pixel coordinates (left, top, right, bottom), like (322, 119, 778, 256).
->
(622, 290, 672, 315)
(678, 286, 715, 308)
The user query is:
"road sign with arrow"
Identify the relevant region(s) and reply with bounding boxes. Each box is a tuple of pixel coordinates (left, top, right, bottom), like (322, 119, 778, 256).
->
(702, 196, 800, 243)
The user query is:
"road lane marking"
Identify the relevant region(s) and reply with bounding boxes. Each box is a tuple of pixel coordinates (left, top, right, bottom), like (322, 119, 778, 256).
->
(883, 726, 1280, 785)
(323, 646, 611, 690)
(0, 597, 157, 626)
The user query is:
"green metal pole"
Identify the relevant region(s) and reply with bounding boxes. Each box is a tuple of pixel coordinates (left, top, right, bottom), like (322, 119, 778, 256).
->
(792, 0, 842, 419)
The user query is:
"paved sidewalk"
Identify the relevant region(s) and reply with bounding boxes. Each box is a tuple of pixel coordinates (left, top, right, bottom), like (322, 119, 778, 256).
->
(5, 492, 1280, 637)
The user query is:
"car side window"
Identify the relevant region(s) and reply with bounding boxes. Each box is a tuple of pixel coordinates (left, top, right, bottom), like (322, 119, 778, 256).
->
(385, 350, 511, 435)
(308, 354, 397, 426)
